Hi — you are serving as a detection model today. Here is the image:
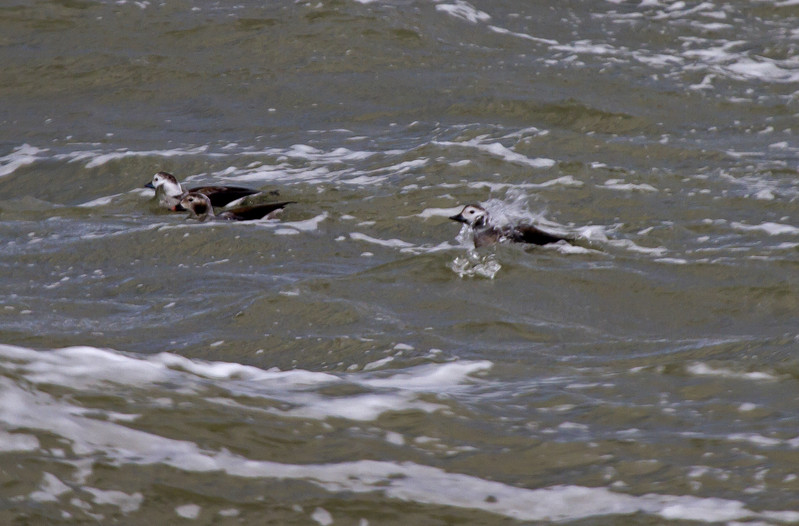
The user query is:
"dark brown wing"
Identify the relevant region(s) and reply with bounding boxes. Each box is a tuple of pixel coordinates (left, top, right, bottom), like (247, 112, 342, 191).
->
(223, 201, 295, 221)
(506, 225, 570, 245)
(189, 186, 260, 207)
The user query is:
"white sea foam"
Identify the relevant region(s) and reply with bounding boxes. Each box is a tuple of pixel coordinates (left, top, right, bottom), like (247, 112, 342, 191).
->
(553, 37, 620, 57)
(753, 188, 776, 200)
(349, 232, 415, 249)
(0, 344, 486, 424)
(684, 430, 799, 452)
(382, 158, 428, 174)
(488, 25, 559, 45)
(0, 144, 47, 177)
(436, 0, 799, 92)
(724, 58, 799, 83)
(311, 507, 333, 526)
(603, 179, 658, 192)
(0, 429, 40, 451)
(344, 223, 460, 255)
(0, 344, 796, 523)
(363, 356, 394, 371)
(435, 1, 491, 24)
(0, 140, 392, 187)
(466, 175, 583, 193)
(608, 238, 668, 257)
(417, 206, 464, 219)
(278, 390, 446, 421)
(680, 41, 799, 84)
(655, 257, 689, 265)
(544, 9, 799, 88)
(364, 360, 490, 390)
(237, 144, 379, 164)
(731, 222, 799, 236)
(434, 138, 556, 168)
(728, 433, 784, 448)
(273, 212, 329, 235)
(84, 487, 143, 514)
(686, 363, 778, 382)
(153, 350, 336, 385)
(30, 473, 71, 503)
(576, 225, 609, 242)
(213, 144, 387, 186)
(175, 504, 201, 519)
(22, 399, 788, 524)
(558, 243, 594, 255)
(56, 146, 215, 169)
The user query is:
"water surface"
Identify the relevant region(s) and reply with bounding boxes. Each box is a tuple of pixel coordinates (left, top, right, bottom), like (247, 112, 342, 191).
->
(1, 0, 799, 523)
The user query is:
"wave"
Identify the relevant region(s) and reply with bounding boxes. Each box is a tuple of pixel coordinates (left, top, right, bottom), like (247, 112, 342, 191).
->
(2, 343, 795, 523)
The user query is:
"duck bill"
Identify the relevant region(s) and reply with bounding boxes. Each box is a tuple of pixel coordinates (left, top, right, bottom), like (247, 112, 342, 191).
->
(144, 182, 155, 189)
(449, 213, 466, 224)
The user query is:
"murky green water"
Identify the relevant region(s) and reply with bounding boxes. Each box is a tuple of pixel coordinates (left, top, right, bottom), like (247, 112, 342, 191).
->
(1, 0, 798, 524)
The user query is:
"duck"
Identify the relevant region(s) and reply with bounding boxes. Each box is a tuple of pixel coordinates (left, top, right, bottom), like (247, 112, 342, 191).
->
(450, 204, 572, 248)
(180, 192, 294, 222)
(144, 171, 262, 211)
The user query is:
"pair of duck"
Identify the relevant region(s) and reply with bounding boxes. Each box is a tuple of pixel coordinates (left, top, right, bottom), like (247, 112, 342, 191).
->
(145, 171, 293, 222)
(144, 172, 574, 248)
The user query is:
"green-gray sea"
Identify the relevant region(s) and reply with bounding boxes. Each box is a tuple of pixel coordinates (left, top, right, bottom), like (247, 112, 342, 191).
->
(1, 1, 798, 523)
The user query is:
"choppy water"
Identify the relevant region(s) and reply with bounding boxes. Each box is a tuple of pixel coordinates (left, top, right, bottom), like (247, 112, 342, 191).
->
(2, 0, 799, 524)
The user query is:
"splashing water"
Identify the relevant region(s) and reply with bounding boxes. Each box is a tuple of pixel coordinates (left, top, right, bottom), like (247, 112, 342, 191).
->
(449, 225, 502, 279)
(484, 190, 557, 225)
(447, 196, 547, 278)
(450, 251, 502, 279)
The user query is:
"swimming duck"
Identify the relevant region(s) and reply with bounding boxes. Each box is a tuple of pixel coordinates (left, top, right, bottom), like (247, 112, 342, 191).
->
(180, 192, 294, 222)
(144, 171, 261, 211)
(450, 204, 571, 248)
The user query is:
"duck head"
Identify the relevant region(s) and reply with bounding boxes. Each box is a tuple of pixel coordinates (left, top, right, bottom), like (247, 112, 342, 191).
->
(180, 192, 215, 220)
(450, 204, 489, 229)
(144, 172, 183, 196)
